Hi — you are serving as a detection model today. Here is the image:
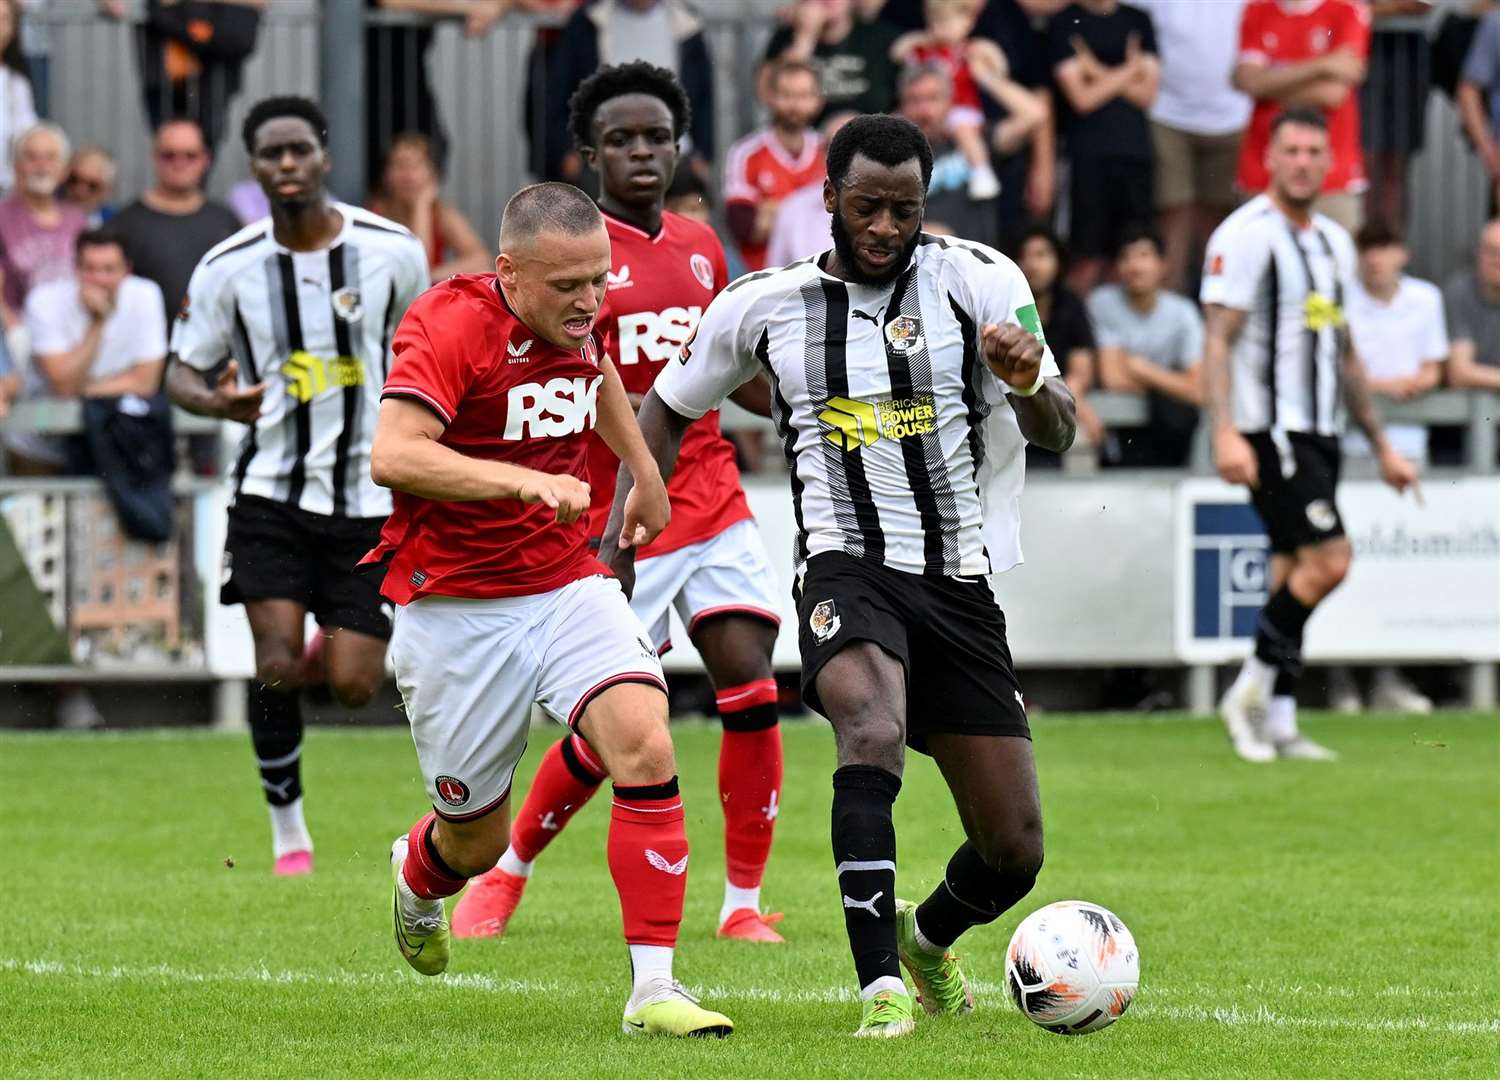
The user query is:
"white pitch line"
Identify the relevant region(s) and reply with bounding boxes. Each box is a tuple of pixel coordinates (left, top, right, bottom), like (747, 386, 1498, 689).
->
(4, 958, 1497, 1036)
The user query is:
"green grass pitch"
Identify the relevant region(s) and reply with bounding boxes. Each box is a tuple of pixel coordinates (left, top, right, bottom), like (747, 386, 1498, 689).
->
(3, 711, 1496, 1078)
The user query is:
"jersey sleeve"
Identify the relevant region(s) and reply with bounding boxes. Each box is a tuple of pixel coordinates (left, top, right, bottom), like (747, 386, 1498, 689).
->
(947, 241, 1060, 379)
(381, 292, 475, 426)
(722, 135, 759, 205)
(653, 282, 762, 419)
(1200, 219, 1271, 311)
(1332, 0, 1371, 58)
(24, 288, 71, 356)
(169, 259, 235, 372)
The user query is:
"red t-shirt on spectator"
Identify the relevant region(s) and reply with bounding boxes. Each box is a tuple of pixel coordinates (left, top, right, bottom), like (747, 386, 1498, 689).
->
(365, 274, 608, 604)
(723, 129, 825, 270)
(1236, 0, 1371, 195)
(588, 209, 753, 557)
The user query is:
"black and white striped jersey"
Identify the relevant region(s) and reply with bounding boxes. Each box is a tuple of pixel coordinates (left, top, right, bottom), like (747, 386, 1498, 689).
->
(171, 204, 430, 518)
(1200, 193, 1357, 437)
(655, 235, 1059, 578)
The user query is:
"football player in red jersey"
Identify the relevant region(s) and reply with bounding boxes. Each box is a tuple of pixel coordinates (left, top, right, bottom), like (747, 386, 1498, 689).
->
(452, 63, 789, 945)
(367, 182, 734, 1038)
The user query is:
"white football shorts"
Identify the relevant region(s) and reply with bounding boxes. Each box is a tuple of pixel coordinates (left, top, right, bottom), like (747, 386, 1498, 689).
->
(630, 518, 782, 653)
(389, 574, 665, 821)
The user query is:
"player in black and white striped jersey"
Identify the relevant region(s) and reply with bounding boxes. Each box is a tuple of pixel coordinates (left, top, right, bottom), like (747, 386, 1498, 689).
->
(165, 97, 429, 875)
(1201, 108, 1419, 764)
(601, 115, 1078, 1037)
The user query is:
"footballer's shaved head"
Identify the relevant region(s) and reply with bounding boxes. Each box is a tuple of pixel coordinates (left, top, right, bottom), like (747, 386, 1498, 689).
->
(499, 182, 605, 255)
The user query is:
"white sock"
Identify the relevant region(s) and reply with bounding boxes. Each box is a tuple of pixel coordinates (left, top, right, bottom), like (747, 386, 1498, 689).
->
(268, 798, 312, 859)
(1265, 696, 1298, 744)
(629, 944, 674, 994)
(1233, 655, 1276, 700)
(861, 975, 907, 1000)
(911, 911, 945, 957)
(497, 847, 533, 878)
(720, 881, 761, 924)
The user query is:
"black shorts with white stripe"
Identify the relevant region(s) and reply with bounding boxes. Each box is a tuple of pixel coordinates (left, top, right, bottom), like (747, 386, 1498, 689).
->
(1244, 431, 1345, 555)
(794, 551, 1030, 752)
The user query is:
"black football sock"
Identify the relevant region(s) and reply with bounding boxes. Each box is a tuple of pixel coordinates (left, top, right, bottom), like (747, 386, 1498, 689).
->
(1253, 585, 1313, 679)
(914, 840, 1041, 951)
(249, 684, 304, 807)
(831, 764, 902, 993)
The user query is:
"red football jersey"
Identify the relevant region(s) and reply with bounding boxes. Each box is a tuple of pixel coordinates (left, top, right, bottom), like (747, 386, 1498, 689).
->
(588, 209, 753, 558)
(723, 129, 825, 270)
(366, 274, 609, 604)
(1236, 0, 1370, 195)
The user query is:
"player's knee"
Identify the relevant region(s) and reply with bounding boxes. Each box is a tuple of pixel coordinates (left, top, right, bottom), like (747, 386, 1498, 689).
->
(1304, 545, 1352, 596)
(835, 713, 906, 772)
(329, 674, 377, 709)
(974, 819, 1045, 886)
(254, 652, 303, 691)
(606, 722, 676, 786)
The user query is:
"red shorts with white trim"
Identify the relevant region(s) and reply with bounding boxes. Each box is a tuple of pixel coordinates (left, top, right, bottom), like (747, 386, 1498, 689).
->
(630, 518, 781, 653)
(389, 575, 665, 821)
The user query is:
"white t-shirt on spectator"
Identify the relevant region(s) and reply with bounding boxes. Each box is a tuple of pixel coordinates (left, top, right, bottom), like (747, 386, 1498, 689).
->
(765, 181, 831, 268)
(1134, 0, 1252, 136)
(24, 274, 167, 389)
(1342, 274, 1448, 463)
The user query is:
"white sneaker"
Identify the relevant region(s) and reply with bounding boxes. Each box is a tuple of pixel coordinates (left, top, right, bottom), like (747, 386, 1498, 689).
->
(1219, 681, 1276, 763)
(967, 165, 1001, 201)
(1275, 736, 1339, 762)
(1369, 674, 1433, 715)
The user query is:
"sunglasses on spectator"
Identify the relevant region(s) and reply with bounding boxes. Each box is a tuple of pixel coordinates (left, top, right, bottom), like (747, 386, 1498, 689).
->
(156, 149, 205, 162)
(67, 175, 106, 192)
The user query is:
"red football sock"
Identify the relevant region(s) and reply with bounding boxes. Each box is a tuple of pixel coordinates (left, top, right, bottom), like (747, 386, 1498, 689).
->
(609, 778, 687, 947)
(716, 679, 782, 890)
(508, 734, 606, 863)
(401, 812, 468, 899)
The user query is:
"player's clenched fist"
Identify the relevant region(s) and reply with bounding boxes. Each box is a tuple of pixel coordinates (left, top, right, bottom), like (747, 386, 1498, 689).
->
(981, 322, 1043, 392)
(519, 471, 591, 524)
(212, 360, 266, 424)
(619, 472, 671, 549)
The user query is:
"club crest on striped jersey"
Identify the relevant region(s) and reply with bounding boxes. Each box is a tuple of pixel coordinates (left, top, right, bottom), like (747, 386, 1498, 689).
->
(690, 252, 715, 291)
(331, 286, 363, 323)
(884, 315, 924, 354)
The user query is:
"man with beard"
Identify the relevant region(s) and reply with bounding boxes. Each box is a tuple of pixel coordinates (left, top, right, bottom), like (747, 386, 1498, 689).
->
(166, 96, 430, 874)
(452, 61, 788, 946)
(724, 58, 826, 271)
(598, 113, 1078, 1037)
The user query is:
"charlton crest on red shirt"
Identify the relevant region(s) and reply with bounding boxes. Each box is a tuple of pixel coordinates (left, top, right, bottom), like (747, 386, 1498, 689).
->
(588, 210, 754, 558)
(364, 274, 609, 604)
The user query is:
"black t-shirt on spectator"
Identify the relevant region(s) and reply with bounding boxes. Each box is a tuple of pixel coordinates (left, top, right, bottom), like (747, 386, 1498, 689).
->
(881, 0, 1047, 87)
(109, 199, 243, 320)
(765, 19, 902, 118)
(1047, 2, 1157, 160)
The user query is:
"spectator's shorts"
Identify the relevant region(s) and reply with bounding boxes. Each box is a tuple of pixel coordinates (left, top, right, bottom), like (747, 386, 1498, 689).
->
(1361, 30, 1428, 155)
(222, 495, 391, 639)
(1069, 156, 1153, 258)
(794, 551, 1030, 753)
(629, 518, 781, 654)
(1150, 122, 1243, 211)
(389, 575, 665, 821)
(1245, 431, 1346, 555)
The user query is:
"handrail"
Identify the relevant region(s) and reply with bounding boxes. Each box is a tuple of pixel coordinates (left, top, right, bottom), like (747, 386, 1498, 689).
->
(0, 399, 223, 436)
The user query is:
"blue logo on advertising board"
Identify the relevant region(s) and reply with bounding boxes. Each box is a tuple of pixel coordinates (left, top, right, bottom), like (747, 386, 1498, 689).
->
(1192, 503, 1268, 641)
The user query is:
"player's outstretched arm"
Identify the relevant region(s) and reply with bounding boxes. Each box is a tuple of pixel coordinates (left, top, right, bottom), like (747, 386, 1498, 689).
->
(593, 355, 670, 547)
(983, 322, 1077, 453)
(598, 388, 695, 598)
(370, 397, 590, 521)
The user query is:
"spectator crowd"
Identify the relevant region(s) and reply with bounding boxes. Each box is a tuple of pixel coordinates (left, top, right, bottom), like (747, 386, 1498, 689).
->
(0, 0, 1495, 475)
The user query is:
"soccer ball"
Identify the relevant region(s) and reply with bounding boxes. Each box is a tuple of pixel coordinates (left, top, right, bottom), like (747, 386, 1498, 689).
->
(1005, 900, 1139, 1035)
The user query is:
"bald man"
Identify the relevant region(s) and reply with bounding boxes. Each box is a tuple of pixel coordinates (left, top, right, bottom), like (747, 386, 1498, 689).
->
(367, 182, 735, 1039)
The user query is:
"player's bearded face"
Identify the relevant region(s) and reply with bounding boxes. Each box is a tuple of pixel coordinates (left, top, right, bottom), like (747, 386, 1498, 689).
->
(1267, 124, 1330, 208)
(498, 225, 612, 350)
(828, 160, 925, 287)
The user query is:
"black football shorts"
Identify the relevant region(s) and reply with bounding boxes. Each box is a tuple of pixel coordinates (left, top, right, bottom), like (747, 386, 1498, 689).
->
(222, 495, 392, 640)
(1244, 431, 1345, 555)
(794, 551, 1030, 753)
